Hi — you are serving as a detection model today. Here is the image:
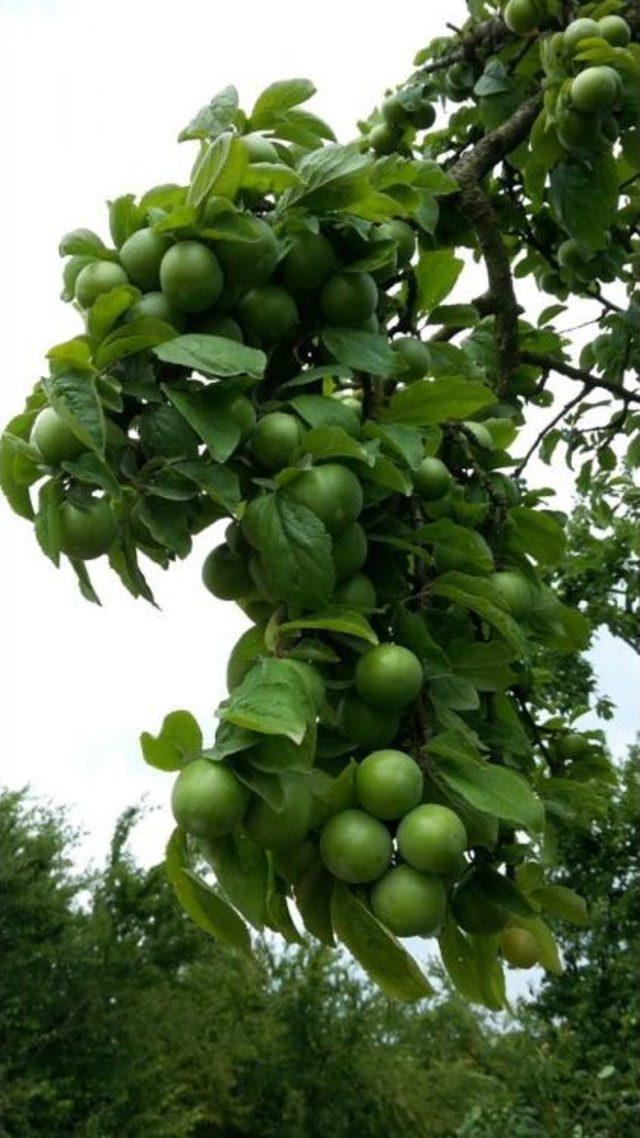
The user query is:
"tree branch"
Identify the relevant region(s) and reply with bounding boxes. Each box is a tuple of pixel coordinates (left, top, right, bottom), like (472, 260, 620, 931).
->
(449, 95, 542, 388)
(515, 383, 589, 474)
(521, 350, 640, 402)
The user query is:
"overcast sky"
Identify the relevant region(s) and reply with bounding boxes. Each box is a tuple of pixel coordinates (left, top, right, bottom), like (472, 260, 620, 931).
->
(1, 0, 637, 1002)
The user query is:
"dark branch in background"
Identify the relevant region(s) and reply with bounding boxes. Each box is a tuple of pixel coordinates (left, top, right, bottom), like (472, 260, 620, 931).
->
(521, 350, 640, 402)
(449, 94, 542, 388)
(515, 383, 589, 474)
(412, 16, 508, 77)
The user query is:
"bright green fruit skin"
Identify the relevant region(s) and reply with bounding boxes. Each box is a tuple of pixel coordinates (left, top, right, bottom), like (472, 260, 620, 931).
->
(189, 312, 243, 340)
(504, 0, 540, 37)
(598, 15, 630, 46)
(368, 123, 400, 156)
(557, 238, 593, 273)
(378, 219, 416, 266)
(408, 101, 436, 130)
(215, 217, 279, 286)
(452, 877, 508, 935)
(282, 231, 337, 293)
(355, 644, 423, 712)
(563, 17, 600, 51)
(245, 777, 312, 851)
(229, 394, 257, 440)
(119, 228, 170, 291)
(382, 93, 409, 128)
(570, 66, 619, 114)
(244, 133, 279, 162)
(393, 336, 431, 381)
(355, 749, 423, 821)
(160, 241, 224, 313)
(237, 285, 299, 345)
(555, 732, 591, 760)
(397, 803, 467, 875)
(251, 412, 303, 470)
(320, 272, 378, 327)
(371, 865, 446, 937)
(171, 758, 248, 839)
(491, 570, 532, 619)
(226, 625, 265, 691)
(60, 498, 116, 560)
(75, 260, 129, 308)
(125, 291, 186, 329)
(320, 808, 392, 884)
(336, 694, 400, 749)
(334, 573, 377, 609)
(286, 463, 364, 535)
(31, 407, 84, 465)
(557, 107, 599, 151)
(202, 545, 253, 601)
(501, 926, 539, 968)
(332, 522, 368, 579)
(414, 456, 452, 501)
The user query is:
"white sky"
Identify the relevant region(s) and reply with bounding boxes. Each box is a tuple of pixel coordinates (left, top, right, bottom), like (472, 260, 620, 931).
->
(0, 0, 637, 1006)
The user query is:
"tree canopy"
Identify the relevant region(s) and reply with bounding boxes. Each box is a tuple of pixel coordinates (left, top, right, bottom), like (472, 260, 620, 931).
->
(1, 0, 638, 1002)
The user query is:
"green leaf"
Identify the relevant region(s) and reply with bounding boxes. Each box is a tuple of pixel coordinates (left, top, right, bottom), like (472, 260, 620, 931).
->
(549, 154, 619, 251)
(473, 865, 535, 918)
(231, 761, 285, 811)
(59, 228, 114, 259)
(415, 250, 464, 312)
(363, 422, 424, 470)
(187, 133, 234, 209)
(514, 914, 563, 974)
(384, 378, 494, 425)
(321, 328, 398, 377)
(94, 318, 177, 368)
(331, 883, 433, 1002)
(140, 710, 203, 771)
(300, 425, 371, 464)
(506, 506, 566, 565)
(173, 459, 241, 513)
(448, 640, 516, 692)
(108, 538, 156, 604)
(69, 557, 102, 605)
(431, 573, 528, 654)
(43, 370, 106, 455)
(154, 333, 266, 380)
(289, 393, 361, 436)
(222, 657, 316, 744)
(251, 78, 316, 129)
(163, 384, 244, 463)
(241, 162, 301, 194)
(429, 675, 480, 711)
(279, 608, 379, 644)
(62, 452, 122, 499)
(203, 831, 269, 930)
(295, 864, 335, 946)
(428, 303, 479, 328)
(138, 497, 192, 557)
(108, 194, 145, 248)
(179, 86, 239, 141)
(532, 883, 589, 926)
(284, 143, 371, 211)
(88, 286, 139, 342)
(429, 736, 544, 833)
(439, 918, 501, 1008)
(0, 430, 38, 519)
(34, 479, 63, 566)
(244, 493, 335, 610)
(166, 829, 252, 956)
(417, 520, 495, 574)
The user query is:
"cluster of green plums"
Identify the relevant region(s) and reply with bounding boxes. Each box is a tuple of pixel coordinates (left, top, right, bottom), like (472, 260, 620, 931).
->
(170, 743, 539, 963)
(366, 84, 437, 156)
(546, 14, 634, 156)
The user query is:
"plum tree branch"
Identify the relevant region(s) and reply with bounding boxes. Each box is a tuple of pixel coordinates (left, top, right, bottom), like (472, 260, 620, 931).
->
(521, 350, 640, 402)
(448, 94, 542, 387)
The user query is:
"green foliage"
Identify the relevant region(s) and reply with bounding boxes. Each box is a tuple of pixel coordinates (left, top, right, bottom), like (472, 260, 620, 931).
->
(2, 3, 638, 1004)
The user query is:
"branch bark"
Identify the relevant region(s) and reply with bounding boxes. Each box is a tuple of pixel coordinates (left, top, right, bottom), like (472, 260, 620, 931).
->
(521, 350, 640, 402)
(449, 95, 542, 388)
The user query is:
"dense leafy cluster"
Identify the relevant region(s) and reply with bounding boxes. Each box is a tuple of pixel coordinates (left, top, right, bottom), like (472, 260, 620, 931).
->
(2, 0, 638, 1004)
